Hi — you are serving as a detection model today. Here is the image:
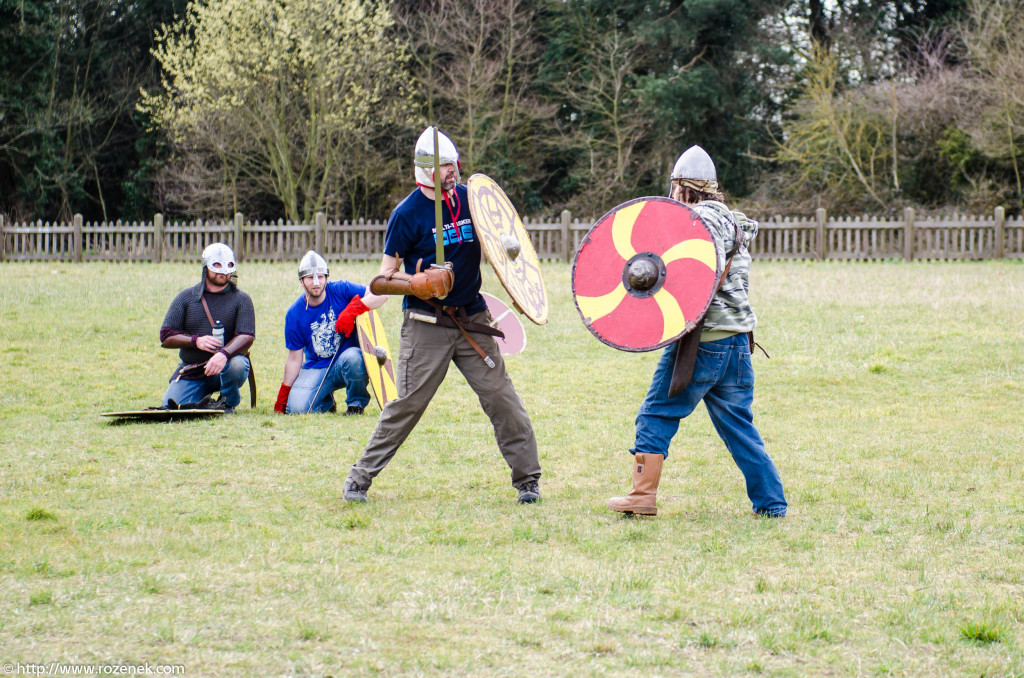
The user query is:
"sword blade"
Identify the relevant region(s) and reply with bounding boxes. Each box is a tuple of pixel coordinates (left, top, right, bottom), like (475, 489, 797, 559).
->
(433, 126, 444, 265)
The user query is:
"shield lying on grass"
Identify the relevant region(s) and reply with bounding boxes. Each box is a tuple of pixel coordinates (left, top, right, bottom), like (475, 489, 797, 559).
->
(101, 409, 226, 423)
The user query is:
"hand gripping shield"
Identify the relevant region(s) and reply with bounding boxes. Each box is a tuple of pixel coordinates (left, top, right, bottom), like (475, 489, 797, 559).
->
(466, 174, 548, 325)
(572, 197, 721, 352)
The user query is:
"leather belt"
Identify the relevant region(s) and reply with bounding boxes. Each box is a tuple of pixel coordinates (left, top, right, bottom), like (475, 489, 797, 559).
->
(409, 302, 505, 368)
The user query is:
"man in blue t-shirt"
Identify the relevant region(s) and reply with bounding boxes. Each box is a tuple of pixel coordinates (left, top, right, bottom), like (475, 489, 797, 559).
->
(274, 251, 387, 415)
(341, 126, 542, 505)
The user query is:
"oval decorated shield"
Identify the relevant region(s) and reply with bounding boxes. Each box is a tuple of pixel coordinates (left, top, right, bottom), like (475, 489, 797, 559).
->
(572, 197, 720, 352)
(467, 174, 548, 325)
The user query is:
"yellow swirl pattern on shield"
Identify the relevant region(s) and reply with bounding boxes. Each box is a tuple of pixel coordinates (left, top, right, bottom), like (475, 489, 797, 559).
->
(611, 201, 645, 260)
(653, 288, 686, 343)
(467, 174, 549, 325)
(662, 239, 717, 269)
(356, 309, 397, 410)
(575, 283, 627, 324)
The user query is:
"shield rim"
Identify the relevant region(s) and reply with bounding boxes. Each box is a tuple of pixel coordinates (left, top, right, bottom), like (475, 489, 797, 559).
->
(356, 308, 397, 410)
(571, 195, 721, 353)
(466, 173, 549, 326)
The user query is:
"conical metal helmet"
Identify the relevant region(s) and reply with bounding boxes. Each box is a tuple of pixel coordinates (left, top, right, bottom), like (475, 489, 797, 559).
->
(298, 250, 329, 281)
(414, 126, 461, 188)
(671, 145, 717, 182)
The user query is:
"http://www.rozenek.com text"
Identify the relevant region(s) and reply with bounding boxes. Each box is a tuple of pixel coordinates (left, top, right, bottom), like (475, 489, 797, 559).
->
(3, 663, 185, 676)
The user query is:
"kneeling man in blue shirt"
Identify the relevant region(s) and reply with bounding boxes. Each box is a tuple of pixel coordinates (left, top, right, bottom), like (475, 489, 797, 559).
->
(274, 251, 387, 415)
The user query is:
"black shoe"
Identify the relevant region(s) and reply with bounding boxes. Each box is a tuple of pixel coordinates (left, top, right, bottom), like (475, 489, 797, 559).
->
(517, 481, 541, 504)
(344, 405, 364, 416)
(343, 480, 368, 503)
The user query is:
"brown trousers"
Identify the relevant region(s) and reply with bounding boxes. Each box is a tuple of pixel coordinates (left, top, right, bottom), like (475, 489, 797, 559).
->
(346, 309, 541, 491)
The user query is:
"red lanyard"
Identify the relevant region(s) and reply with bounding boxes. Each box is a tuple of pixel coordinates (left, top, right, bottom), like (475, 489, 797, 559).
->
(444, 189, 463, 243)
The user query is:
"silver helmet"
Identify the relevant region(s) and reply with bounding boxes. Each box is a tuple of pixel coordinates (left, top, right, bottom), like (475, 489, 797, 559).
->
(414, 126, 460, 188)
(202, 242, 237, 276)
(669, 145, 718, 196)
(297, 250, 329, 281)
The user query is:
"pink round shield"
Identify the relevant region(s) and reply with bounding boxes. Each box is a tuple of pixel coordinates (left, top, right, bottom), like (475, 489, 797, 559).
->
(482, 292, 526, 355)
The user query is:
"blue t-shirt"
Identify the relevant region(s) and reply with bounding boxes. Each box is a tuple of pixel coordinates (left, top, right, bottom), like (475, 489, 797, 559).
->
(284, 280, 366, 369)
(382, 185, 486, 314)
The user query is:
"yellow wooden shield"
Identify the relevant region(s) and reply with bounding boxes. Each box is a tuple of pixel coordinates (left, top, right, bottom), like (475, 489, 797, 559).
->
(355, 309, 397, 410)
(466, 174, 548, 325)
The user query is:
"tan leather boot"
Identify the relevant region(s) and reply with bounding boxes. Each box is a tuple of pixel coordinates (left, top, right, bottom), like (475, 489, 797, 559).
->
(607, 453, 664, 516)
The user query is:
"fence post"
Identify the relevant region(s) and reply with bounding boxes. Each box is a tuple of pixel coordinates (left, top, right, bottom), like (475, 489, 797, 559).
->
(994, 205, 1005, 259)
(73, 213, 83, 262)
(561, 209, 571, 262)
(315, 212, 326, 257)
(815, 207, 827, 260)
(0, 214, 5, 261)
(903, 207, 915, 261)
(234, 213, 244, 261)
(153, 213, 164, 263)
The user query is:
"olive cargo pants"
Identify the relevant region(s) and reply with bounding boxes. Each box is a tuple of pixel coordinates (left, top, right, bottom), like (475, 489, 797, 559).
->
(345, 309, 541, 492)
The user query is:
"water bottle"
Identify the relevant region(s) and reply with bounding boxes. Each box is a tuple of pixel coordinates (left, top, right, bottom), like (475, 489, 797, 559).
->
(212, 320, 225, 348)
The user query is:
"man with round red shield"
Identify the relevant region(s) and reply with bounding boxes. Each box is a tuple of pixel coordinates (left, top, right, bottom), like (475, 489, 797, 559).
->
(585, 146, 788, 518)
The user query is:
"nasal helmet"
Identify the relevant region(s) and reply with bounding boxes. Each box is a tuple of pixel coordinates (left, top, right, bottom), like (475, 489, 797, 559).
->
(414, 126, 461, 188)
(298, 250, 329, 281)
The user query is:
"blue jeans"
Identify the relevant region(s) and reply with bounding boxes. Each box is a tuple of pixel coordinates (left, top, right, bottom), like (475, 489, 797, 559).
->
(163, 355, 250, 409)
(632, 334, 787, 516)
(287, 346, 369, 413)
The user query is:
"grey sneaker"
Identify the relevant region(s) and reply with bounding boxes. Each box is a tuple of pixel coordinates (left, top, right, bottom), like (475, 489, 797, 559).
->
(343, 480, 367, 503)
(517, 481, 541, 504)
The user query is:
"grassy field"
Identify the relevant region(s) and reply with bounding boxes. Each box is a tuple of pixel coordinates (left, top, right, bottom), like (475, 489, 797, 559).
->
(1, 259, 1022, 677)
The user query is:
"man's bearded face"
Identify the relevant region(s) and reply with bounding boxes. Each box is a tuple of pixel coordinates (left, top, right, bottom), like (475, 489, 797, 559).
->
(207, 271, 231, 288)
(439, 163, 457, 192)
(302, 273, 326, 299)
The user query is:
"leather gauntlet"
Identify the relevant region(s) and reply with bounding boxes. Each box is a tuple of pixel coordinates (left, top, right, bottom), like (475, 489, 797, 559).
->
(410, 266, 454, 300)
(370, 265, 454, 301)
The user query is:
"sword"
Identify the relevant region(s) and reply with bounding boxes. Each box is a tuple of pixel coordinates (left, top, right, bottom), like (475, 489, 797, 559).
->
(309, 344, 342, 413)
(432, 126, 445, 266)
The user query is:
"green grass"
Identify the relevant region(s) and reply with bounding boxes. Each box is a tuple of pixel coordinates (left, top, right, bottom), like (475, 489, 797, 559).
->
(1, 259, 1023, 676)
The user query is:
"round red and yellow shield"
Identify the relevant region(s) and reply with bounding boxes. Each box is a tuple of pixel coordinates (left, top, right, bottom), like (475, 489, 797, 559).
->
(467, 174, 548, 325)
(572, 197, 720, 352)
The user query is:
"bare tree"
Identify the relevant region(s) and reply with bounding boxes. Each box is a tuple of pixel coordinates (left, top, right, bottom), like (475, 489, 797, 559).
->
(142, 0, 413, 221)
(957, 0, 1024, 205)
(770, 45, 897, 210)
(393, 0, 556, 201)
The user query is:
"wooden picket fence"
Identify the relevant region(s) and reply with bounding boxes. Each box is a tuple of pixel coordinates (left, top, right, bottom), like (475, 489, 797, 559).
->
(1, 207, 1021, 263)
